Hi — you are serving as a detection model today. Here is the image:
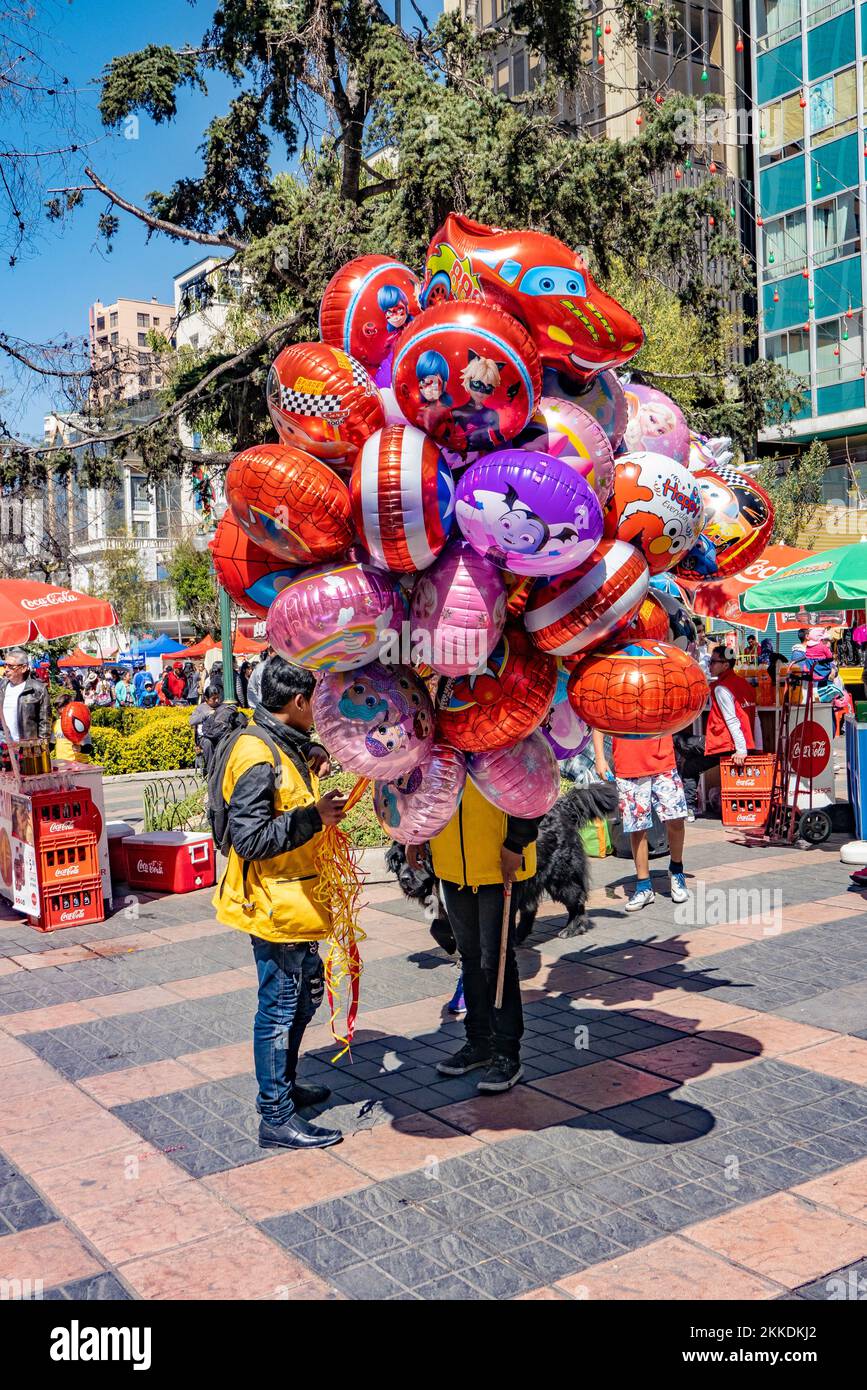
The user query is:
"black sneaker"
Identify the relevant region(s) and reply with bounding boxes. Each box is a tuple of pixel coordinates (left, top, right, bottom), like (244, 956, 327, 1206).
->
(259, 1113, 342, 1150)
(436, 1041, 494, 1076)
(292, 1082, 331, 1109)
(477, 1055, 523, 1093)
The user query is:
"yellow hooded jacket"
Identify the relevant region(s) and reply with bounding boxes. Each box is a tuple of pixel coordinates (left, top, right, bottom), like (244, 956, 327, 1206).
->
(429, 779, 537, 888)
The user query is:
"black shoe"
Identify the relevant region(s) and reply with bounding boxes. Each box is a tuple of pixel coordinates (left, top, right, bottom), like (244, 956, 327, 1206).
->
(292, 1082, 331, 1109)
(258, 1113, 342, 1150)
(476, 1055, 523, 1093)
(436, 1041, 494, 1076)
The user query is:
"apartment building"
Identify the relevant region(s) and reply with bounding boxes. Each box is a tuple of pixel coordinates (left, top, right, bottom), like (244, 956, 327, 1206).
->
(88, 295, 174, 408)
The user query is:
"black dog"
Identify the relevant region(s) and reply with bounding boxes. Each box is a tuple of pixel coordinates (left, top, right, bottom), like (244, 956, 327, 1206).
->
(385, 782, 619, 946)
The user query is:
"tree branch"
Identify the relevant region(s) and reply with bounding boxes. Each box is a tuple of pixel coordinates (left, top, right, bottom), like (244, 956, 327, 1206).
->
(83, 166, 249, 251)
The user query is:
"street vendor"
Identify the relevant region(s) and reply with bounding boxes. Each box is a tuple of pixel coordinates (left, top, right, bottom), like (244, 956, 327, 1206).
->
(679, 643, 760, 816)
(0, 648, 52, 745)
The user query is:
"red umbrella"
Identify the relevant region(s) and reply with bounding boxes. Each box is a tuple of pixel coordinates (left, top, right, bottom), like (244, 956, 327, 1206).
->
(57, 646, 104, 669)
(161, 634, 219, 661)
(0, 580, 116, 647)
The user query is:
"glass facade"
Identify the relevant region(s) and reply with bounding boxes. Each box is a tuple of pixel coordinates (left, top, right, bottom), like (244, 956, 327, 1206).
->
(754, 0, 867, 426)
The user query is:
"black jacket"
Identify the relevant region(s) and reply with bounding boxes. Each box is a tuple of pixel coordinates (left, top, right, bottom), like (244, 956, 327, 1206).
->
(0, 676, 52, 742)
(225, 710, 327, 862)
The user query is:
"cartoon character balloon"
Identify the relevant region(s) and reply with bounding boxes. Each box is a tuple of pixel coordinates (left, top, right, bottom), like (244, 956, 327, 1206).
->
(627, 591, 671, 643)
(392, 300, 541, 455)
(603, 452, 704, 576)
(435, 625, 557, 752)
(512, 397, 615, 505)
(542, 366, 629, 448)
(312, 662, 434, 778)
(421, 213, 643, 380)
(60, 702, 91, 746)
(467, 731, 561, 817)
(266, 562, 405, 672)
(210, 512, 299, 618)
(567, 638, 708, 737)
(319, 255, 422, 372)
(350, 425, 455, 573)
(540, 700, 591, 760)
(675, 466, 774, 583)
(410, 539, 507, 677)
(455, 449, 603, 577)
(524, 539, 649, 656)
(226, 443, 354, 564)
(373, 743, 467, 844)
(622, 384, 691, 464)
(266, 341, 385, 470)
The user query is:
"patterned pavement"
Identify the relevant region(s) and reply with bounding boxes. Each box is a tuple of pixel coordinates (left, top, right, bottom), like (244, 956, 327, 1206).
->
(2, 777, 867, 1300)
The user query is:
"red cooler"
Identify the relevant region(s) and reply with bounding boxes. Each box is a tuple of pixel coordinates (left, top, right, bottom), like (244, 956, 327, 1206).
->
(123, 832, 216, 894)
(106, 821, 136, 883)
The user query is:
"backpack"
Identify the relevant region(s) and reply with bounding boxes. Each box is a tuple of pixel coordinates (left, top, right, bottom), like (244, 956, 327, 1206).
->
(205, 711, 283, 855)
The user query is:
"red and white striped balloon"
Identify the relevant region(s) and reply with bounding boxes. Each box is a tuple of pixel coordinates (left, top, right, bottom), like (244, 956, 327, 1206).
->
(524, 539, 649, 657)
(350, 424, 455, 573)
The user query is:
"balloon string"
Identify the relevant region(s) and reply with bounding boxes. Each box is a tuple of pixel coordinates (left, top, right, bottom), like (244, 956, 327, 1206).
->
(314, 779, 368, 1060)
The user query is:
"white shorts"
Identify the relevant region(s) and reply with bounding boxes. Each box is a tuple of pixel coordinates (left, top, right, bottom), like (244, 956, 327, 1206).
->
(617, 770, 688, 834)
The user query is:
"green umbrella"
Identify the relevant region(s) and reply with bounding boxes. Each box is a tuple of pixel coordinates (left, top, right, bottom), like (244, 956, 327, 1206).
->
(740, 543, 867, 613)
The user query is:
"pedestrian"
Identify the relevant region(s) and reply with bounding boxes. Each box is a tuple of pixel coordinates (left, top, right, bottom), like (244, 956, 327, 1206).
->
(84, 678, 100, 709)
(237, 661, 252, 708)
(691, 622, 712, 676)
(593, 726, 689, 912)
(246, 647, 271, 709)
(165, 661, 186, 704)
(132, 669, 148, 706)
(112, 668, 133, 708)
(139, 678, 159, 709)
(407, 777, 541, 1093)
(212, 656, 347, 1150)
(743, 634, 759, 662)
(0, 648, 52, 744)
(190, 683, 225, 771)
(679, 643, 761, 820)
(184, 662, 200, 704)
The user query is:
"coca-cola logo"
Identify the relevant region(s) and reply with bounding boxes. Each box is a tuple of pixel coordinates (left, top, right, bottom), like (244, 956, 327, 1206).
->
(54, 865, 81, 878)
(20, 591, 79, 611)
(59, 908, 85, 921)
(48, 821, 74, 833)
(136, 858, 164, 874)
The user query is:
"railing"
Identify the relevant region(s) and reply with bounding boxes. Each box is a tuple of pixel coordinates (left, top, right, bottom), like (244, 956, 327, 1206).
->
(756, 19, 802, 53)
(807, 0, 854, 29)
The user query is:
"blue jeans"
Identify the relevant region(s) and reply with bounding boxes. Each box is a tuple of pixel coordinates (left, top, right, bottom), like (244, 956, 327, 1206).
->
(250, 938, 325, 1124)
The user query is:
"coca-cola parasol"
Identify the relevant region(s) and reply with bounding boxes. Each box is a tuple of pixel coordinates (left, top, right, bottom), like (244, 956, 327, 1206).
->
(0, 580, 117, 647)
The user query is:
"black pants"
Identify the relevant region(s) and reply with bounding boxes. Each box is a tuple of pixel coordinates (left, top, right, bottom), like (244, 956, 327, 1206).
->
(440, 880, 525, 1061)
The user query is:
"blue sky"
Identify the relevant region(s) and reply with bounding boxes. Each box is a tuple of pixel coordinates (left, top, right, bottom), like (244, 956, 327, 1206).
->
(1, 0, 442, 441)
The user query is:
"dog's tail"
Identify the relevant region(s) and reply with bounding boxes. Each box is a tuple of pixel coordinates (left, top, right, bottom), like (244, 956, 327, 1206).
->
(557, 781, 619, 828)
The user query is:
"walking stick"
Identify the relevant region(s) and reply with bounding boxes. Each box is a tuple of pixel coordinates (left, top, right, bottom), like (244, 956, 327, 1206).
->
(493, 883, 512, 1011)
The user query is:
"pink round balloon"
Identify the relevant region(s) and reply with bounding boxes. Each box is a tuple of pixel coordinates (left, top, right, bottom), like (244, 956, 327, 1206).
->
(514, 397, 615, 505)
(622, 384, 690, 464)
(410, 539, 507, 676)
(373, 743, 467, 844)
(540, 700, 591, 760)
(467, 730, 560, 817)
(266, 561, 405, 672)
(312, 661, 434, 778)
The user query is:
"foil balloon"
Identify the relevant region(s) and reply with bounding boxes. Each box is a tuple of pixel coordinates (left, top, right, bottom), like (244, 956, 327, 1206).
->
(568, 638, 708, 738)
(373, 743, 467, 844)
(60, 701, 91, 745)
(675, 466, 774, 583)
(627, 591, 670, 642)
(312, 661, 434, 778)
(512, 397, 616, 505)
(540, 699, 591, 760)
(319, 255, 422, 371)
(421, 213, 643, 380)
(266, 562, 405, 672)
(392, 299, 541, 455)
(603, 451, 704, 576)
(226, 443, 354, 564)
(467, 730, 561, 817)
(524, 539, 649, 657)
(379, 387, 410, 426)
(542, 366, 628, 448)
(622, 383, 690, 464)
(209, 511, 298, 618)
(688, 430, 734, 473)
(410, 539, 507, 678)
(455, 449, 603, 577)
(435, 624, 557, 752)
(350, 424, 455, 573)
(266, 341, 385, 470)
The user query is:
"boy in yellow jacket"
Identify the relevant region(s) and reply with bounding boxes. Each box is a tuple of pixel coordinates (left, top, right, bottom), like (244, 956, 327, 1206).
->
(409, 780, 540, 1093)
(213, 658, 347, 1151)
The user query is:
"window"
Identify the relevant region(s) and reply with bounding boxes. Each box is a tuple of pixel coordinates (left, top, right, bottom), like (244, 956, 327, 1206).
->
(528, 52, 540, 88)
(132, 518, 150, 539)
(138, 372, 150, 388)
(765, 326, 810, 380)
(138, 351, 149, 365)
(137, 332, 147, 347)
(807, 0, 854, 29)
(816, 312, 863, 385)
(153, 317, 160, 326)
(497, 58, 509, 91)
(763, 206, 807, 279)
(96, 316, 105, 331)
(109, 311, 118, 328)
(756, 0, 801, 51)
(759, 92, 805, 164)
(512, 48, 526, 94)
(131, 475, 151, 512)
(136, 313, 149, 327)
(813, 190, 860, 265)
(810, 67, 857, 146)
(110, 332, 119, 346)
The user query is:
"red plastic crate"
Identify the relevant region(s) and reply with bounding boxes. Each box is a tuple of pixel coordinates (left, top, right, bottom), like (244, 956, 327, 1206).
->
(29, 788, 96, 845)
(721, 792, 771, 832)
(123, 832, 216, 894)
(33, 876, 104, 933)
(720, 755, 776, 795)
(38, 832, 99, 887)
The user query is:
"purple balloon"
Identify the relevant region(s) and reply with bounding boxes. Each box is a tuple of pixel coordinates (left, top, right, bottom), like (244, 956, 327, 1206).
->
(468, 731, 560, 817)
(312, 661, 434, 778)
(455, 449, 603, 577)
(540, 700, 591, 760)
(373, 743, 467, 844)
(622, 383, 690, 464)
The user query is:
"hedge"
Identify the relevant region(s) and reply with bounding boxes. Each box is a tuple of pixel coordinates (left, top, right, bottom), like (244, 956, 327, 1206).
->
(90, 711, 196, 775)
(90, 706, 187, 735)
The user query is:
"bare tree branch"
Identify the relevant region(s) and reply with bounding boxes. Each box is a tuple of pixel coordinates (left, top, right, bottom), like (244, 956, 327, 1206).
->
(83, 165, 249, 251)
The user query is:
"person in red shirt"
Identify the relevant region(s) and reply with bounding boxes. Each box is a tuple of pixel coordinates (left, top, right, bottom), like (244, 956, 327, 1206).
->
(165, 661, 187, 704)
(594, 728, 689, 913)
(679, 644, 759, 817)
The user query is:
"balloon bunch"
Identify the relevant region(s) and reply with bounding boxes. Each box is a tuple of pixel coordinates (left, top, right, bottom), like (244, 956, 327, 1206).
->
(210, 213, 777, 1040)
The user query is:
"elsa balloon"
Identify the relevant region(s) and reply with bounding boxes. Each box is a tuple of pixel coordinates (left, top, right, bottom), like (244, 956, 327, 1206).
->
(373, 744, 467, 844)
(622, 384, 690, 464)
(312, 661, 434, 777)
(468, 730, 560, 817)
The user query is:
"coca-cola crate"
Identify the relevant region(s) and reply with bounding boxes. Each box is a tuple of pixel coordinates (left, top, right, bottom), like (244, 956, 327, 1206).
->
(38, 832, 99, 888)
(720, 755, 776, 795)
(30, 788, 96, 846)
(32, 876, 104, 933)
(721, 792, 771, 832)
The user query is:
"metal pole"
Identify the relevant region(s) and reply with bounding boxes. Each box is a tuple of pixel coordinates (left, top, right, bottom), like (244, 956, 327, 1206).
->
(219, 583, 236, 704)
